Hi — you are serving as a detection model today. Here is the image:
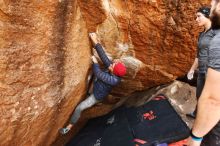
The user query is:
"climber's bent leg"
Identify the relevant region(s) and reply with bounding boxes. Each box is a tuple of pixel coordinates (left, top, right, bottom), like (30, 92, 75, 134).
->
(59, 94, 99, 135)
(70, 94, 99, 124)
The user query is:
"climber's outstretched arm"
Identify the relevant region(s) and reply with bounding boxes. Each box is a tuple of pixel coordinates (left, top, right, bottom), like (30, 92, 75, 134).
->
(89, 33, 112, 68)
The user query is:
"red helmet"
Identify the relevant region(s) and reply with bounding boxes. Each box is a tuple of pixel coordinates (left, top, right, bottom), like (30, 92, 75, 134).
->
(113, 62, 126, 77)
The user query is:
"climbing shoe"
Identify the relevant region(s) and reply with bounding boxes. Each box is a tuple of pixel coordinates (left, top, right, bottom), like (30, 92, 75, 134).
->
(59, 127, 70, 135)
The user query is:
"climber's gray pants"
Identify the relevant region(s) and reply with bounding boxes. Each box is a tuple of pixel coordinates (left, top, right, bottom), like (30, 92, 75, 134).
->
(70, 94, 99, 124)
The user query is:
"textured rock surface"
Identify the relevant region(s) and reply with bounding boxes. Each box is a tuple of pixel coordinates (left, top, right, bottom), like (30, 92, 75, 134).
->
(0, 0, 209, 146)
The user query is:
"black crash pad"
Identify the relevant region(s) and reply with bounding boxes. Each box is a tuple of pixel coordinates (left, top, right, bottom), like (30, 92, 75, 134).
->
(66, 94, 190, 146)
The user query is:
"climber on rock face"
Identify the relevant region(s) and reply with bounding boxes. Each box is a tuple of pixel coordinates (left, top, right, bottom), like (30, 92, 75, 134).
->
(59, 33, 127, 135)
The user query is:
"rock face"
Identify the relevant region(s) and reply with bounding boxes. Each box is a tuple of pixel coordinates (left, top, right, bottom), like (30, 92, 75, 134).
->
(0, 0, 209, 146)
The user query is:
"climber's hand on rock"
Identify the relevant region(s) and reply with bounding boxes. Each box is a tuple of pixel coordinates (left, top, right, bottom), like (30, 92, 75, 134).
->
(89, 33, 98, 45)
(91, 56, 98, 63)
(92, 48, 95, 54)
(187, 70, 194, 80)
